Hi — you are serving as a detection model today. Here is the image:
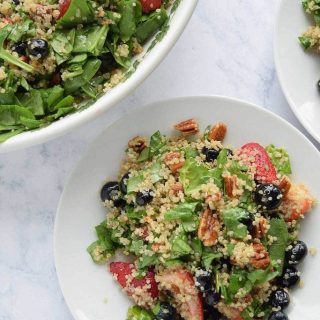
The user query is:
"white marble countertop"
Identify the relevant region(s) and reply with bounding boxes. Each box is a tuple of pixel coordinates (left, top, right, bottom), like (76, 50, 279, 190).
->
(1, 1, 319, 319)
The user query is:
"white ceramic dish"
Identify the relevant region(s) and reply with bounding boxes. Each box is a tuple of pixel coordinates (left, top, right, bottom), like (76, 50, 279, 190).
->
(0, 0, 198, 154)
(274, 0, 320, 144)
(54, 96, 320, 320)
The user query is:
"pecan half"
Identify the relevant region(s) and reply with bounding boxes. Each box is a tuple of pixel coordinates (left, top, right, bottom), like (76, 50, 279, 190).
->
(198, 209, 220, 246)
(224, 175, 237, 198)
(174, 118, 199, 136)
(171, 182, 184, 195)
(253, 217, 268, 239)
(208, 122, 227, 141)
(128, 136, 147, 153)
(278, 175, 292, 198)
(250, 243, 270, 269)
(164, 152, 185, 173)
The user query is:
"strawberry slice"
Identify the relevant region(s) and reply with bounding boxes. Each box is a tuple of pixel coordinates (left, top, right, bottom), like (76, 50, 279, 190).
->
(140, 0, 162, 13)
(109, 262, 158, 299)
(156, 268, 204, 320)
(59, 0, 71, 18)
(240, 143, 277, 183)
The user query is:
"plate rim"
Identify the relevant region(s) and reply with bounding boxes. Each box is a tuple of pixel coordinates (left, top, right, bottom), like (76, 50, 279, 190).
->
(273, 0, 320, 144)
(53, 95, 320, 320)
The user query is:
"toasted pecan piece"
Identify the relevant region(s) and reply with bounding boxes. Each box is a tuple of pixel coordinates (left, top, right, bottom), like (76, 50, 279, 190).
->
(171, 182, 184, 195)
(250, 243, 270, 269)
(164, 152, 185, 173)
(128, 136, 147, 153)
(198, 209, 220, 246)
(174, 118, 199, 136)
(224, 175, 237, 198)
(278, 175, 292, 198)
(208, 122, 227, 141)
(253, 217, 268, 239)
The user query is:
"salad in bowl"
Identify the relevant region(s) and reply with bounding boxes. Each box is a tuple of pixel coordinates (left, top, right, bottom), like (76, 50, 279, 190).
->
(88, 119, 315, 320)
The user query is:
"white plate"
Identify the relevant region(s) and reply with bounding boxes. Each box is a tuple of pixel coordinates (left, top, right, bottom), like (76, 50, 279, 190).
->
(0, 0, 197, 154)
(54, 96, 320, 320)
(274, 0, 320, 144)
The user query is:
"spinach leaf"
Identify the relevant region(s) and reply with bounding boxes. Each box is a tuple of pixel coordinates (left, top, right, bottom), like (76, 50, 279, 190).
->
(87, 220, 118, 263)
(136, 8, 168, 43)
(202, 250, 222, 270)
(179, 149, 227, 194)
(0, 26, 33, 72)
(0, 105, 35, 126)
(126, 206, 146, 220)
(164, 201, 199, 221)
(118, 0, 142, 42)
(222, 208, 249, 239)
(169, 228, 193, 259)
(137, 252, 159, 269)
(265, 144, 292, 175)
(267, 218, 289, 273)
(57, 0, 95, 28)
(127, 306, 153, 320)
(126, 162, 163, 193)
(138, 131, 166, 162)
(17, 90, 45, 116)
(51, 29, 76, 64)
(0, 129, 24, 143)
(8, 19, 34, 43)
(73, 25, 109, 56)
(181, 214, 199, 232)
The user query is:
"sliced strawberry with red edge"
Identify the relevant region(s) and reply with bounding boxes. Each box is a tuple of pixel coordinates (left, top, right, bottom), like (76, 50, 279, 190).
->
(156, 268, 203, 320)
(59, 0, 71, 18)
(109, 261, 158, 299)
(140, 0, 162, 13)
(240, 143, 277, 183)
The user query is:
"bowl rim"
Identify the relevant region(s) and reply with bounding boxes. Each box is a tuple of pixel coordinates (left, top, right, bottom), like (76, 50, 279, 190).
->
(273, 0, 320, 145)
(0, 0, 198, 154)
(54, 95, 320, 320)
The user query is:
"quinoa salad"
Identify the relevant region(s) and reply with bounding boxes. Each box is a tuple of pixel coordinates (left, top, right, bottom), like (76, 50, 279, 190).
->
(87, 119, 316, 320)
(0, 0, 172, 142)
(299, 0, 320, 89)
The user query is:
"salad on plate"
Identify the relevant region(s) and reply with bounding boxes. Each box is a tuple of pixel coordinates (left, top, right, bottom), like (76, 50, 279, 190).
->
(88, 119, 315, 320)
(0, 0, 171, 142)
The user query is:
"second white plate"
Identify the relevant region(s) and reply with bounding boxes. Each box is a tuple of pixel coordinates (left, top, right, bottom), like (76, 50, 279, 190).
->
(274, 0, 320, 144)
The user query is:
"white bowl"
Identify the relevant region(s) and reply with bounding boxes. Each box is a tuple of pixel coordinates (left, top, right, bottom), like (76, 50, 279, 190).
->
(274, 0, 320, 144)
(0, 0, 198, 154)
(54, 96, 320, 320)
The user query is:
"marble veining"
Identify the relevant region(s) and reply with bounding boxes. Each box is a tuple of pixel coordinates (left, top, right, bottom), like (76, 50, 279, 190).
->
(0, 1, 319, 319)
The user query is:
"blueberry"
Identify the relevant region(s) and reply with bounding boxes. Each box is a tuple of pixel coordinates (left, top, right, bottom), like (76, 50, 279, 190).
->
(195, 270, 212, 292)
(269, 289, 290, 309)
(12, 0, 20, 4)
(155, 302, 176, 320)
(268, 311, 288, 320)
(11, 41, 27, 55)
(100, 181, 125, 207)
(204, 289, 220, 306)
(27, 39, 49, 58)
(202, 147, 220, 162)
(278, 266, 300, 288)
(136, 190, 153, 206)
(120, 172, 130, 194)
(203, 305, 221, 320)
(254, 183, 282, 210)
(285, 240, 308, 265)
(239, 213, 255, 234)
